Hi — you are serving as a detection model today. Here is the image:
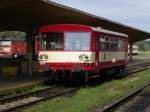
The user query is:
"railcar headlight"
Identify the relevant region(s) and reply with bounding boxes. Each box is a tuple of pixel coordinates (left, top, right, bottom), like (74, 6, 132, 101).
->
(0, 48, 4, 52)
(79, 54, 90, 62)
(14, 54, 18, 58)
(39, 55, 43, 60)
(38, 54, 48, 60)
(44, 55, 48, 60)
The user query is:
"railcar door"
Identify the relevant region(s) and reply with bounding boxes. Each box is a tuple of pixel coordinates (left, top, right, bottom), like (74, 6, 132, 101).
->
(94, 32, 99, 72)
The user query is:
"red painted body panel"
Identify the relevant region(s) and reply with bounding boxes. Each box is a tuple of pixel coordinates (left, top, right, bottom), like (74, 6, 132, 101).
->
(38, 63, 95, 72)
(11, 41, 27, 56)
(39, 24, 93, 32)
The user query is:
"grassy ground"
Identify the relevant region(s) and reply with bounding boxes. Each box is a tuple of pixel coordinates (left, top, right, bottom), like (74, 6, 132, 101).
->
(24, 69, 150, 112)
(133, 51, 150, 59)
(139, 51, 150, 55)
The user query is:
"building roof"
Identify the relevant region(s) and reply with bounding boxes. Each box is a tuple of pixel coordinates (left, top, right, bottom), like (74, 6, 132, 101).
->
(0, 0, 150, 43)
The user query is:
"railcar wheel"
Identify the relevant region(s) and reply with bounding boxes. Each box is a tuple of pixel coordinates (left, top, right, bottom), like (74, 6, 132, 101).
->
(52, 71, 71, 82)
(114, 66, 127, 78)
(84, 71, 89, 86)
(44, 70, 51, 76)
(100, 68, 115, 81)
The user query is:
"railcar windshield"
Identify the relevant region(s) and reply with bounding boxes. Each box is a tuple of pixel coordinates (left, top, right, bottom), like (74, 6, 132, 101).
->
(41, 32, 63, 50)
(65, 32, 90, 50)
(40, 32, 90, 51)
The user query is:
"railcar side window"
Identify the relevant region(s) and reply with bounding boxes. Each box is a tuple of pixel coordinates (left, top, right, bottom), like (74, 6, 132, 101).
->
(118, 40, 122, 51)
(99, 35, 126, 52)
(110, 38, 115, 50)
(41, 32, 63, 50)
(104, 36, 110, 50)
(65, 32, 90, 50)
(121, 40, 125, 51)
(100, 35, 110, 51)
(100, 36, 105, 50)
(122, 40, 126, 51)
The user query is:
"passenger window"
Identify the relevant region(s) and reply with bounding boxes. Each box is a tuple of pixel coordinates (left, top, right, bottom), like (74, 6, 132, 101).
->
(121, 40, 125, 51)
(118, 40, 122, 51)
(100, 36, 126, 52)
(105, 42, 110, 50)
(100, 36, 105, 51)
(110, 38, 115, 50)
(104, 36, 110, 50)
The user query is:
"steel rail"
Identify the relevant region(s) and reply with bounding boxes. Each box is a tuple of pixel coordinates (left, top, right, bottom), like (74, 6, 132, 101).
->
(0, 86, 79, 112)
(127, 61, 150, 70)
(99, 62, 150, 112)
(100, 83, 150, 112)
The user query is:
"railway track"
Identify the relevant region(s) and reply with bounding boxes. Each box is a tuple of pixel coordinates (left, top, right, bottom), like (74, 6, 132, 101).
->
(127, 61, 150, 74)
(99, 62, 150, 112)
(127, 61, 150, 70)
(0, 86, 79, 112)
(0, 61, 150, 112)
(101, 83, 150, 112)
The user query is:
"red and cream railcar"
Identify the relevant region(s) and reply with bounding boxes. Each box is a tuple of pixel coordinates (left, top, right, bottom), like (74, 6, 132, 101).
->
(0, 37, 27, 58)
(37, 24, 128, 81)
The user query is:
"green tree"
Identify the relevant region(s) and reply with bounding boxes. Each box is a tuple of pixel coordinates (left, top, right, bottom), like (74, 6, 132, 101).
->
(135, 40, 150, 51)
(0, 31, 26, 38)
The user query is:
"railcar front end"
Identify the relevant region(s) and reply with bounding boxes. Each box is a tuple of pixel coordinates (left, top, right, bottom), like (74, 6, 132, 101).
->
(0, 39, 26, 58)
(37, 27, 96, 80)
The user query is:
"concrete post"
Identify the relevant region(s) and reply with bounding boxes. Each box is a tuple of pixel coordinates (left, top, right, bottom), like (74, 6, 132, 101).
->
(26, 31, 33, 75)
(129, 43, 133, 61)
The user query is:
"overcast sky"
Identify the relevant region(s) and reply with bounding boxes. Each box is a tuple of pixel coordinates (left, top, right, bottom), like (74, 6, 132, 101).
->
(51, 0, 150, 32)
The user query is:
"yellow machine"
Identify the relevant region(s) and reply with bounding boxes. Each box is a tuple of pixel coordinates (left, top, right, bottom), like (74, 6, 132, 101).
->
(1, 66, 18, 75)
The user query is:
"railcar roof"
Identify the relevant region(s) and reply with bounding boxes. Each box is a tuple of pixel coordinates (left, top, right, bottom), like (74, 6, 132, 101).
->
(40, 24, 128, 37)
(91, 27, 128, 37)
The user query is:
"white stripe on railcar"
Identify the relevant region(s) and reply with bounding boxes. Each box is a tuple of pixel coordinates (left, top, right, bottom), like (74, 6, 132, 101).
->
(38, 51, 95, 63)
(99, 52, 126, 62)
